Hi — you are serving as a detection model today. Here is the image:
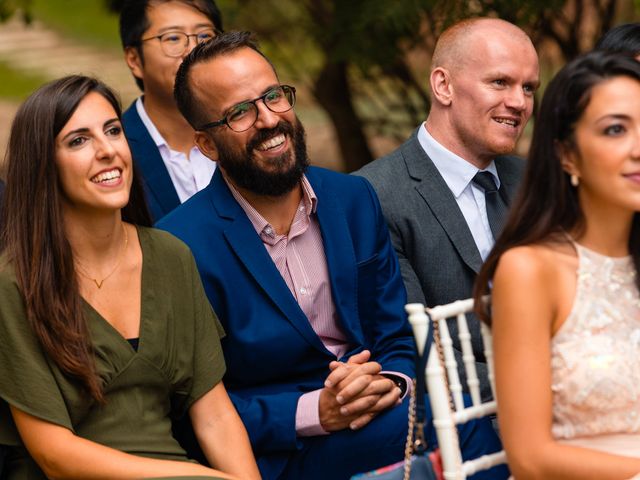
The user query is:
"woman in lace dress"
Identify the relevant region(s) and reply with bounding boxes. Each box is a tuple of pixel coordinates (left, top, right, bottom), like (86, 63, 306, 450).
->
(474, 51, 640, 479)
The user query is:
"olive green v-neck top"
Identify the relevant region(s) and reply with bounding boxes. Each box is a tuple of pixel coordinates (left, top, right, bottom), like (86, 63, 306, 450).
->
(0, 227, 226, 479)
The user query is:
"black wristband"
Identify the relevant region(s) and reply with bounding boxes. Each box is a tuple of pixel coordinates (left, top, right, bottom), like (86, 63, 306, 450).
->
(381, 373, 408, 396)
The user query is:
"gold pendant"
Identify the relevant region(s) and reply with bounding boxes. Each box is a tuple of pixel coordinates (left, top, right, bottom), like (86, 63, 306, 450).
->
(74, 224, 129, 290)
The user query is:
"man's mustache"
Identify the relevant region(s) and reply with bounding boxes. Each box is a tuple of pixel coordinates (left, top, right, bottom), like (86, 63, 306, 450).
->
(247, 121, 295, 153)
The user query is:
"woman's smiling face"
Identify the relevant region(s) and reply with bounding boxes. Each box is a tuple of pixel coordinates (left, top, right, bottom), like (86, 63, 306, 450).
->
(55, 91, 133, 214)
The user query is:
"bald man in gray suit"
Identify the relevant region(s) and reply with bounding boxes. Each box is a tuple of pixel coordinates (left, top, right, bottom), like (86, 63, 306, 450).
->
(355, 18, 539, 398)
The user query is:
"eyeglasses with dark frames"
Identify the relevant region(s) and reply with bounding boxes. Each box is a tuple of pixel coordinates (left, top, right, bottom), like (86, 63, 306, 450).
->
(198, 85, 297, 133)
(141, 28, 219, 58)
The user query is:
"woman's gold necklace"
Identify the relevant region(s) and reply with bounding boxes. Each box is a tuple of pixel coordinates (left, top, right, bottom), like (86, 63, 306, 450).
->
(75, 224, 129, 289)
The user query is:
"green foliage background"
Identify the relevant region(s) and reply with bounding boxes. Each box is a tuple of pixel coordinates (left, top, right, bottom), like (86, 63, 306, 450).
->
(1, 0, 639, 168)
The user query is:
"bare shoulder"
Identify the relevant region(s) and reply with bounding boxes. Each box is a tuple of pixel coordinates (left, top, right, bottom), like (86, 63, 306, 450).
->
(495, 244, 559, 285)
(493, 242, 577, 323)
(501, 239, 577, 275)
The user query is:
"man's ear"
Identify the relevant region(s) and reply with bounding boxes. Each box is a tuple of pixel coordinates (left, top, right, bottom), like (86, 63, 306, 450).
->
(124, 46, 144, 80)
(430, 66, 453, 107)
(195, 131, 219, 162)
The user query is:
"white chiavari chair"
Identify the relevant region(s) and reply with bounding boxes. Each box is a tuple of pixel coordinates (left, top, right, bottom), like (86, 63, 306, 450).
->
(406, 298, 506, 480)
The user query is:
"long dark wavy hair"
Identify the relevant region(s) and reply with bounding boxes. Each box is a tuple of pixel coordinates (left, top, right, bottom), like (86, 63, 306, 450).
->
(1, 75, 151, 402)
(474, 51, 640, 324)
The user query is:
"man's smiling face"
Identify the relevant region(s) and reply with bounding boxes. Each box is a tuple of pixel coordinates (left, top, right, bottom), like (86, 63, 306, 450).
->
(445, 24, 539, 165)
(192, 47, 309, 196)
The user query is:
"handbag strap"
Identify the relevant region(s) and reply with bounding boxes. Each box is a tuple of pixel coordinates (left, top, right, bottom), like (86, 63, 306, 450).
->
(401, 310, 436, 480)
(413, 310, 434, 453)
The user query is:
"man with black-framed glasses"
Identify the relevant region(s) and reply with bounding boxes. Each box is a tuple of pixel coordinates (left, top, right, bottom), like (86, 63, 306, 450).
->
(119, 0, 223, 221)
(157, 30, 505, 480)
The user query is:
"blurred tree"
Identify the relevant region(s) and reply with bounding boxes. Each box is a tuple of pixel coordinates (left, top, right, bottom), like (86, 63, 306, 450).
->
(104, 0, 628, 170)
(0, 0, 31, 22)
(219, 0, 440, 170)
(534, 0, 618, 59)
(215, 0, 625, 171)
(105, 0, 123, 13)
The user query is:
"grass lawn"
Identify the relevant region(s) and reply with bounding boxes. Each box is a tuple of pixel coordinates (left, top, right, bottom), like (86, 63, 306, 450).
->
(0, 61, 48, 100)
(30, 0, 121, 51)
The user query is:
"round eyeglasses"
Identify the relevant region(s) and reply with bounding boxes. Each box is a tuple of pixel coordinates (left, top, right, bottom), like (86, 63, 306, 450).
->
(142, 28, 218, 58)
(198, 85, 297, 133)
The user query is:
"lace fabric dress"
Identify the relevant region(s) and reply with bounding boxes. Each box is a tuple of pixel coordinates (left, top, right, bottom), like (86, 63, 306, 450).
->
(551, 241, 640, 461)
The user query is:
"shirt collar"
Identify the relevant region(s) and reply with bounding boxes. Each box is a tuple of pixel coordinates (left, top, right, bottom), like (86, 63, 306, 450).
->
(300, 174, 318, 216)
(417, 123, 500, 198)
(136, 96, 205, 161)
(135, 97, 167, 149)
(223, 173, 318, 238)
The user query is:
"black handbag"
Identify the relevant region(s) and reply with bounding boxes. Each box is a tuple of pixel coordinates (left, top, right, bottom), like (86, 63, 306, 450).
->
(351, 311, 443, 480)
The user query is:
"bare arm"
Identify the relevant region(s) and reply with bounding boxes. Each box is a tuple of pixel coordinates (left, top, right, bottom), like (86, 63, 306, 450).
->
(10, 405, 236, 480)
(493, 246, 640, 480)
(190, 382, 261, 480)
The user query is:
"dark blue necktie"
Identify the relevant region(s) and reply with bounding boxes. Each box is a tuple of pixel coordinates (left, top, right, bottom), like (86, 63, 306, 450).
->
(472, 171, 509, 239)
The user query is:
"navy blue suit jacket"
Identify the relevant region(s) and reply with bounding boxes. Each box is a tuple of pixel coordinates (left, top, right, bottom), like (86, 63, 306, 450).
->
(157, 167, 415, 477)
(122, 101, 181, 222)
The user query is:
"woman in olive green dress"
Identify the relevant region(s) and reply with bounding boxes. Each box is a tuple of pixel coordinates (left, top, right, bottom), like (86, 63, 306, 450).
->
(0, 75, 260, 480)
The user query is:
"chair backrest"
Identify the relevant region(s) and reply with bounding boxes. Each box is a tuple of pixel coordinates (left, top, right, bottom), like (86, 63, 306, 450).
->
(406, 298, 506, 480)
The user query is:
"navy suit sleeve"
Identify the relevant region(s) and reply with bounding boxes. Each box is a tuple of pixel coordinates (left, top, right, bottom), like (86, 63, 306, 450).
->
(226, 390, 302, 454)
(190, 276, 310, 454)
(355, 177, 416, 379)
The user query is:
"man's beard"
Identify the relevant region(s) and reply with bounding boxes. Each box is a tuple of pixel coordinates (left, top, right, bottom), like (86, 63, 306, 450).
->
(216, 117, 309, 197)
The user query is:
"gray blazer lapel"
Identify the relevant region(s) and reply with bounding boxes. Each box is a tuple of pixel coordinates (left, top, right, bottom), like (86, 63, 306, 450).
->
(495, 155, 525, 204)
(402, 132, 484, 274)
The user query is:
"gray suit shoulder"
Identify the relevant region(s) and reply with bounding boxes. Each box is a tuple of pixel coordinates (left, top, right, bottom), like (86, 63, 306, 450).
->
(495, 154, 525, 171)
(352, 139, 411, 197)
(494, 154, 526, 187)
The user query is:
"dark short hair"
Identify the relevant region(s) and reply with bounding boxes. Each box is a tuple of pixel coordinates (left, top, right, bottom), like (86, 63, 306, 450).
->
(119, 0, 223, 91)
(174, 30, 275, 130)
(475, 50, 640, 321)
(595, 23, 640, 57)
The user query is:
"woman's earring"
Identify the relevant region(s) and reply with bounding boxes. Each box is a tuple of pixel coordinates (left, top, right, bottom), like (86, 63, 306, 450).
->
(570, 174, 579, 187)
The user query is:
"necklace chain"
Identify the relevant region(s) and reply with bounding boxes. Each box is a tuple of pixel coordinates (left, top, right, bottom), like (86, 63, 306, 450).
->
(75, 224, 129, 289)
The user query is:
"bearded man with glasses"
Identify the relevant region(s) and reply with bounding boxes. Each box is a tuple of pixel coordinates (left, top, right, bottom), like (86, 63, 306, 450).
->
(157, 30, 505, 480)
(119, 0, 223, 221)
